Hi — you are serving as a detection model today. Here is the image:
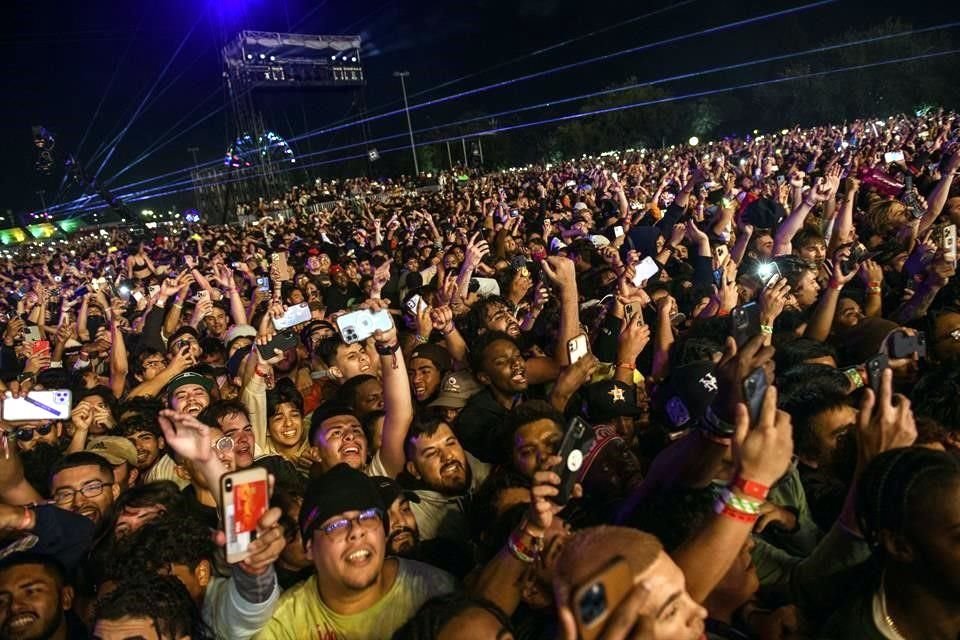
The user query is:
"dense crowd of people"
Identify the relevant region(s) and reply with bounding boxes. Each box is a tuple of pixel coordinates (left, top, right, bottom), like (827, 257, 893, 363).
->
(0, 108, 959, 640)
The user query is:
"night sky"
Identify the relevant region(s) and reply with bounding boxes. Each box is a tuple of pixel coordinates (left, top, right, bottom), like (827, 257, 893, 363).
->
(0, 0, 954, 217)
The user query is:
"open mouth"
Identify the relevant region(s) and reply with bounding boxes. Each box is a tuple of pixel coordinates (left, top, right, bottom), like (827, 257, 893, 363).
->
(340, 444, 362, 458)
(7, 613, 37, 630)
(414, 386, 426, 397)
(77, 506, 99, 521)
(281, 429, 299, 440)
(344, 547, 374, 565)
(184, 401, 204, 415)
(511, 372, 527, 385)
(440, 460, 463, 476)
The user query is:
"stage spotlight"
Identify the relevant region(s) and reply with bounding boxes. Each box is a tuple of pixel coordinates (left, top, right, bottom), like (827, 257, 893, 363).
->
(247, 54, 253, 60)
(331, 55, 337, 60)
(183, 209, 201, 223)
(259, 53, 266, 60)
(270, 55, 276, 61)
(688, 136, 699, 146)
(351, 57, 357, 62)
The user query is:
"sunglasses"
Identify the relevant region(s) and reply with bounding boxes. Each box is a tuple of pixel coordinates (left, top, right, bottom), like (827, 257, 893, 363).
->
(14, 423, 55, 441)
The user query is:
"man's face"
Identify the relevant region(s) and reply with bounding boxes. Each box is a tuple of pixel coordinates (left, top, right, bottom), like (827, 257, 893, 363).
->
(793, 270, 821, 309)
(483, 304, 521, 338)
(809, 405, 857, 464)
(512, 419, 563, 479)
(753, 234, 774, 258)
(386, 496, 420, 555)
(169, 384, 210, 416)
(168, 334, 201, 361)
(313, 415, 367, 471)
(308, 509, 386, 595)
(51, 464, 118, 526)
(353, 379, 383, 417)
(83, 395, 114, 435)
(332, 270, 348, 288)
(218, 412, 255, 469)
(0, 564, 70, 640)
(904, 479, 960, 599)
(11, 421, 61, 452)
(93, 617, 165, 640)
(409, 358, 442, 403)
(268, 402, 304, 449)
(407, 422, 469, 495)
(333, 343, 373, 381)
(203, 307, 229, 337)
(834, 298, 864, 331)
(138, 353, 168, 382)
(796, 240, 826, 265)
(126, 431, 163, 470)
(480, 339, 528, 395)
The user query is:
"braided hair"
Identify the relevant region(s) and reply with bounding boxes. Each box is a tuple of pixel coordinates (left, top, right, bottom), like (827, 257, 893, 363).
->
(857, 447, 960, 553)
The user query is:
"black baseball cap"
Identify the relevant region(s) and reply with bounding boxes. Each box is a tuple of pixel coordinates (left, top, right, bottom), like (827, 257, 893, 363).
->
(371, 476, 420, 508)
(299, 464, 385, 540)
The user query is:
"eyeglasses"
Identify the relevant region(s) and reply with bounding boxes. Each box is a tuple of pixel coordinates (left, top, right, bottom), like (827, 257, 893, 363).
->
(142, 358, 167, 369)
(13, 424, 54, 441)
(319, 508, 383, 542)
(212, 435, 234, 455)
(52, 480, 114, 505)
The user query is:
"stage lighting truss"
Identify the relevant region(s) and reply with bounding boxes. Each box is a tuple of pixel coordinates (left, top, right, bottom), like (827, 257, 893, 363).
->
(224, 31, 365, 90)
(224, 130, 296, 168)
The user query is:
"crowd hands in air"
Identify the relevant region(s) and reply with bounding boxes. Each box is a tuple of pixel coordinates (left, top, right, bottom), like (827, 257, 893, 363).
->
(0, 109, 959, 639)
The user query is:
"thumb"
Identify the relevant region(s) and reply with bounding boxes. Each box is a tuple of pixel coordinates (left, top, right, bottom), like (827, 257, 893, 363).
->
(733, 403, 750, 448)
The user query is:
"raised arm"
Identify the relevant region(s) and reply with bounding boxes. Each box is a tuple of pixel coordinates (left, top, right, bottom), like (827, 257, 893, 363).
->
(369, 300, 413, 478)
(918, 151, 960, 236)
(827, 177, 859, 254)
(540, 256, 580, 368)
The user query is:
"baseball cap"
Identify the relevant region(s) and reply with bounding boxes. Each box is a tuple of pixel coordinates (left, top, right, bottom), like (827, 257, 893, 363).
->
(408, 343, 452, 374)
(299, 464, 386, 540)
(165, 371, 214, 400)
(583, 380, 645, 423)
(86, 436, 138, 467)
(224, 324, 257, 347)
(652, 361, 719, 430)
(371, 475, 421, 508)
(573, 202, 589, 211)
(429, 371, 482, 409)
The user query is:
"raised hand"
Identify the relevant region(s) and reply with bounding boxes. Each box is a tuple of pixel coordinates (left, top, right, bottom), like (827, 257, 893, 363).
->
(732, 385, 793, 488)
(157, 410, 217, 464)
(856, 368, 916, 467)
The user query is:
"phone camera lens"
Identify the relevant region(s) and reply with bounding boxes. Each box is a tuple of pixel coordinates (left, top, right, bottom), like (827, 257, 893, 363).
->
(224, 479, 233, 491)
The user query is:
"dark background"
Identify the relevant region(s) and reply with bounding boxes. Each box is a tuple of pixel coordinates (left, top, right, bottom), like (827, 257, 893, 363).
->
(1, 0, 958, 219)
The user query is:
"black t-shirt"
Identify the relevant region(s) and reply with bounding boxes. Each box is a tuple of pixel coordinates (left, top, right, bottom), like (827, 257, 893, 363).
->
(454, 388, 515, 463)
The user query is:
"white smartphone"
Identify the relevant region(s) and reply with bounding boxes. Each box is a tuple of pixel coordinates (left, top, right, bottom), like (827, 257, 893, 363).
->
(567, 334, 589, 365)
(221, 467, 269, 564)
(272, 302, 312, 331)
(22, 325, 42, 343)
(941, 224, 957, 267)
(336, 309, 394, 344)
(884, 151, 905, 164)
(614, 226, 625, 238)
(2, 390, 73, 421)
(632, 257, 659, 286)
(472, 277, 501, 298)
(714, 244, 730, 268)
(132, 291, 144, 302)
(406, 294, 426, 315)
(148, 285, 160, 298)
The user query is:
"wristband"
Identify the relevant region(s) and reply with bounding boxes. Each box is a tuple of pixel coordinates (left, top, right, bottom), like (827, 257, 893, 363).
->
(843, 366, 866, 390)
(716, 502, 759, 524)
(616, 362, 636, 371)
(732, 475, 770, 500)
(867, 285, 882, 294)
(375, 342, 401, 356)
(828, 279, 842, 290)
(155, 298, 167, 309)
(414, 334, 430, 345)
(507, 530, 537, 564)
(717, 488, 763, 515)
(867, 281, 881, 288)
(717, 308, 730, 317)
(759, 324, 774, 335)
(441, 326, 456, 336)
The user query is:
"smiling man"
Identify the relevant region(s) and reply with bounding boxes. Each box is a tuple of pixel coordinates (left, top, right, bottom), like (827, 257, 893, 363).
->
(166, 372, 213, 417)
(48, 452, 120, 529)
(257, 464, 454, 639)
(0, 555, 80, 640)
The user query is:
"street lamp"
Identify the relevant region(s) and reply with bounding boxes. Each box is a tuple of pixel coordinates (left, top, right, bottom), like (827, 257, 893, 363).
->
(393, 71, 419, 175)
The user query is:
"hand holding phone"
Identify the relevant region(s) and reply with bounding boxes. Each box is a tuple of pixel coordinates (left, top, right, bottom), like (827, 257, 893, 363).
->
(567, 334, 589, 365)
(631, 257, 659, 287)
(221, 468, 269, 564)
(570, 556, 634, 640)
(552, 417, 590, 506)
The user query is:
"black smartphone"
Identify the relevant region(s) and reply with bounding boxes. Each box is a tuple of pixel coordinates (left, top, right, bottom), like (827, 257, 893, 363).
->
(552, 416, 590, 506)
(742, 367, 767, 426)
(888, 330, 926, 359)
(731, 302, 760, 348)
(256, 331, 298, 359)
(866, 353, 889, 395)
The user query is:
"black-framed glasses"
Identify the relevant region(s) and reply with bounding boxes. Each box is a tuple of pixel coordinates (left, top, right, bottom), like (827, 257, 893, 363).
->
(52, 480, 114, 505)
(319, 508, 383, 542)
(13, 423, 54, 442)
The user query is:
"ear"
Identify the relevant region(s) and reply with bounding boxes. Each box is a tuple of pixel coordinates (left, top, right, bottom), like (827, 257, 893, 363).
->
(127, 467, 139, 488)
(60, 585, 75, 611)
(195, 559, 212, 589)
(304, 537, 314, 562)
(110, 480, 121, 500)
(55, 422, 63, 439)
(405, 460, 422, 480)
(879, 530, 914, 564)
(476, 370, 491, 386)
(158, 436, 166, 450)
(329, 367, 343, 381)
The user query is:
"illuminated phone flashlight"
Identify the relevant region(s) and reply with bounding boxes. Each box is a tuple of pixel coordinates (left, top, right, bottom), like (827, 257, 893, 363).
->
(756, 263, 774, 280)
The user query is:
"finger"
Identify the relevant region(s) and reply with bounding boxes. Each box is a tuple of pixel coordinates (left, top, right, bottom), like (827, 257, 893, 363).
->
(557, 606, 578, 640)
(601, 582, 653, 640)
(879, 367, 894, 413)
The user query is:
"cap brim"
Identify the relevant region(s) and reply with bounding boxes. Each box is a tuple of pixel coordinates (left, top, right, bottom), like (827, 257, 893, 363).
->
(428, 394, 467, 409)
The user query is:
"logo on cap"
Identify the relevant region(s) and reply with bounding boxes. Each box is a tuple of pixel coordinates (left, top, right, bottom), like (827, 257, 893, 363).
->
(699, 373, 718, 393)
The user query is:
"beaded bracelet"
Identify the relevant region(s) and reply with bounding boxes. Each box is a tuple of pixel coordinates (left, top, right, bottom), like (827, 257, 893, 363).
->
(717, 488, 763, 515)
(759, 324, 774, 335)
(507, 530, 537, 564)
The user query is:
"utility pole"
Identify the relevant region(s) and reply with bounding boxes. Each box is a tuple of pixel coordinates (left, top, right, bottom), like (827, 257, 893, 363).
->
(392, 71, 419, 176)
(187, 147, 201, 210)
(187, 146, 200, 168)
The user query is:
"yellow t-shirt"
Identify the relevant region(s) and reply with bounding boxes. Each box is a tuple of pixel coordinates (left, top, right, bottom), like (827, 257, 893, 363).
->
(254, 558, 454, 640)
